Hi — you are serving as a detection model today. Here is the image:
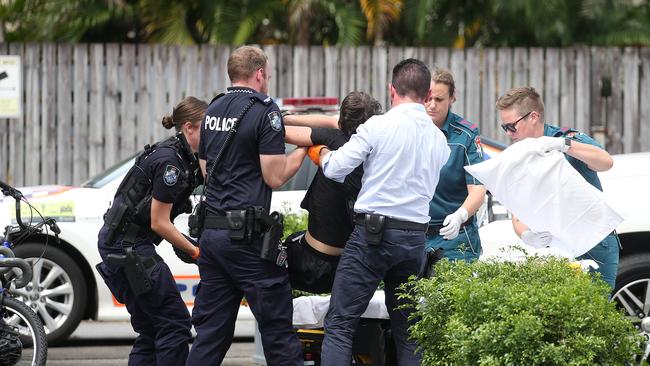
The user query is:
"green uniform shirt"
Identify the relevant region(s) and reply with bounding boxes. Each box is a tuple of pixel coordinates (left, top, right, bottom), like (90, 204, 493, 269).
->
(428, 112, 484, 225)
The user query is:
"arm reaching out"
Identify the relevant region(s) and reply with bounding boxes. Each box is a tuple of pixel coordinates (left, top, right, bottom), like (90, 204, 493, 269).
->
(283, 114, 339, 129)
(285, 126, 314, 146)
(259, 147, 308, 189)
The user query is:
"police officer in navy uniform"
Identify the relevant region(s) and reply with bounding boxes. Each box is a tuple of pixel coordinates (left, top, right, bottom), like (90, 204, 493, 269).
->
(96, 96, 207, 365)
(186, 46, 307, 366)
(496, 87, 620, 289)
(425, 69, 486, 262)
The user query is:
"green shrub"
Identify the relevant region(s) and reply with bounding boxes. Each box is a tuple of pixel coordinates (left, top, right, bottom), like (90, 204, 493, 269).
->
(402, 256, 646, 366)
(280, 202, 308, 240)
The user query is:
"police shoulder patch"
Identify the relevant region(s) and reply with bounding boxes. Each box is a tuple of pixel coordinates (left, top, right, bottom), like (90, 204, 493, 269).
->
(267, 111, 283, 132)
(163, 164, 180, 186)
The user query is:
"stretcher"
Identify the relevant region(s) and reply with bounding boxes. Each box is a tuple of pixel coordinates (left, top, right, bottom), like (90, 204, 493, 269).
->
(253, 291, 395, 366)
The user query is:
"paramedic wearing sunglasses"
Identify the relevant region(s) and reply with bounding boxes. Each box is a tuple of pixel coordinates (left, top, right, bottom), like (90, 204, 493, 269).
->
(496, 87, 619, 289)
(424, 69, 486, 262)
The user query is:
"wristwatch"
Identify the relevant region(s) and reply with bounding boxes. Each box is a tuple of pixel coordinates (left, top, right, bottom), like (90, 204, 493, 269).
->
(564, 137, 572, 150)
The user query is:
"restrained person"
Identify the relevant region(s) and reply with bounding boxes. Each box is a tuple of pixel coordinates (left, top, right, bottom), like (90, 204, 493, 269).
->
(282, 91, 382, 293)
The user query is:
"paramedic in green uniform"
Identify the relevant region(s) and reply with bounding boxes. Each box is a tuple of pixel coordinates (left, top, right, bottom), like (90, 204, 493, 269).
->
(425, 69, 486, 262)
(496, 86, 619, 289)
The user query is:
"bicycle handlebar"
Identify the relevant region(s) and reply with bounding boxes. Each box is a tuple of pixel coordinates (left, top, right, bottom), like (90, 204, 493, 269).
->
(0, 246, 32, 289)
(0, 258, 33, 288)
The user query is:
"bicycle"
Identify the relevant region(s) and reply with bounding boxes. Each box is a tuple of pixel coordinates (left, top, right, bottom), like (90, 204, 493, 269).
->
(0, 180, 56, 366)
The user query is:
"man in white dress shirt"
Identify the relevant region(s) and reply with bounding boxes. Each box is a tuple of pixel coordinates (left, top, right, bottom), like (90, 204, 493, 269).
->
(312, 58, 450, 365)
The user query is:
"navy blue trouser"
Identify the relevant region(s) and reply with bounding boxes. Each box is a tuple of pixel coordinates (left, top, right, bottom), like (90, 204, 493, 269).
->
(321, 225, 425, 366)
(578, 232, 620, 289)
(186, 228, 302, 366)
(97, 227, 191, 366)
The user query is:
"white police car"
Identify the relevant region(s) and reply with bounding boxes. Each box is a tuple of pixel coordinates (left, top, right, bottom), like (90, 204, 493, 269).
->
(0, 97, 337, 345)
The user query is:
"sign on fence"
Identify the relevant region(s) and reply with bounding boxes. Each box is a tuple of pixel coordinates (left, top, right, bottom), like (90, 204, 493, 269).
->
(0, 55, 21, 118)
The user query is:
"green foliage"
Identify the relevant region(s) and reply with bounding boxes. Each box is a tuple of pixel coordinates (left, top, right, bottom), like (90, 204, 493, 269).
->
(402, 257, 646, 365)
(2, 0, 649, 46)
(279, 202, 307, 241)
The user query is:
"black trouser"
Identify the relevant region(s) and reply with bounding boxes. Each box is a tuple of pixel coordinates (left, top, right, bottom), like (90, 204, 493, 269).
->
(97, 226, 191, 366)
(187, 228, 303, 366)
(285, 231, 341, 294)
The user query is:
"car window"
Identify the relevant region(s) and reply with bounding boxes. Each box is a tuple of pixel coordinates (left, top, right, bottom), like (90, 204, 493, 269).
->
(276, 156, 317, 191)
(192, 146, 318, 195)
(81, 155, 136, 188)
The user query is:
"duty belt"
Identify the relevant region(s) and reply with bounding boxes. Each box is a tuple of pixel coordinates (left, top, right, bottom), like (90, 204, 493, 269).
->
(204, 215, 235, 230)
(426, 216, 474, 237)
(354, 213, 428, 232)
(203, 209, 271, 241)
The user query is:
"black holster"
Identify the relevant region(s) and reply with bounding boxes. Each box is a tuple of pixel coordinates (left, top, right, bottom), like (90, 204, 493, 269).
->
(420, 248, 444, 279)
(260, 212, 285, 265)
(106, 247, 154, 296)
(226, 207, 267, 241)
(188, 200, 206, 239)
(103, 202, 129, 244)
(364, 214, 386, 245)
(226, 209, 248, 240)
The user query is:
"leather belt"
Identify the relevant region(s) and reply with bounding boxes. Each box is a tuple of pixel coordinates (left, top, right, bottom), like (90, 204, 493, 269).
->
(426, 216, 474, 237)
(354, 213, 428, 232)
(203, 215, 231, 229)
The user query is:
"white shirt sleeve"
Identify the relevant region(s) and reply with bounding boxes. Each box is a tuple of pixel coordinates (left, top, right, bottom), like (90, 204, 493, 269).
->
(321, 122, 374, 183)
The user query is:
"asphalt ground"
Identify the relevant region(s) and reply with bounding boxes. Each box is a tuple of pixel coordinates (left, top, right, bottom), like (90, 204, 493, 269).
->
(44, 321, 256, 366)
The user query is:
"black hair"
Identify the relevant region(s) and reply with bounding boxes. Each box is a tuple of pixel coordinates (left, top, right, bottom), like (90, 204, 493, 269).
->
(391, 58, 431, 101)
(338, 91, 383, 136)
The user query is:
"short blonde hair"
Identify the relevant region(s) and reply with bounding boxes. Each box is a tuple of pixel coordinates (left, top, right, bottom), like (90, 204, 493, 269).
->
(496, 87, 545, 121)
(431, 68, 456, 97)
(227, 46, 268, 83)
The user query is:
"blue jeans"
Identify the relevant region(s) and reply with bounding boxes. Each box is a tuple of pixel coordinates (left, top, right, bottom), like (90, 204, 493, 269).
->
(186, 229, 302, 366)
(578, 233, 620, 289)
(426, 223, 481, 262)
(321, 225, 424, 366)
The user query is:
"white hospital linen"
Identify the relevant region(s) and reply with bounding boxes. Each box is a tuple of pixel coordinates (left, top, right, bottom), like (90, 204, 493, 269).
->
(292, 291, 389, 328)
(465, 137, 623, 257)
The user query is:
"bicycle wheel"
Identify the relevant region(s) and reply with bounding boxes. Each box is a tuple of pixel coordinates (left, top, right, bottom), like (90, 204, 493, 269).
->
(1, 296, 47, 366)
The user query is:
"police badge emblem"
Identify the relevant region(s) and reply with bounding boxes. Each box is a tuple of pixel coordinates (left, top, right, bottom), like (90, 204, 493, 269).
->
(267, 111, 282, 132)
(163, 165, 180, 186)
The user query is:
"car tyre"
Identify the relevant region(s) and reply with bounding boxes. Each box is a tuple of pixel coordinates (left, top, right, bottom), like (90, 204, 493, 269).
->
(612, 253, 650, 362)
(12, 242, 87, 346)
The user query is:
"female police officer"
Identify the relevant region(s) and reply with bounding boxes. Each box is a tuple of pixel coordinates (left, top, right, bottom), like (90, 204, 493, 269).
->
(96, 96, 207, 365)
(425, 69, 486, 262)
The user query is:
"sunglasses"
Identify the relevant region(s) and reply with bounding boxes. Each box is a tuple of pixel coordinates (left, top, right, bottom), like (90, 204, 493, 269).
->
(500, 111, 532, 133)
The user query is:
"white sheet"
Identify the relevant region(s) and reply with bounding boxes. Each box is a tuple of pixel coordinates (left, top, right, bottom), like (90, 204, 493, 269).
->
(293, 291, 389, 328)
(465, 137, 623, 257)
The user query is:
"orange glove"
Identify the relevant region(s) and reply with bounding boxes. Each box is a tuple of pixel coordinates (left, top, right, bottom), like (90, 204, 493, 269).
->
(190, 246, 200, 260)
(308, 145, 326, 166)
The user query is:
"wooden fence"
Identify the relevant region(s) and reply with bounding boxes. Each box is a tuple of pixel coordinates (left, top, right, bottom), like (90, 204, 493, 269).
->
(0, 44, 648, 186)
